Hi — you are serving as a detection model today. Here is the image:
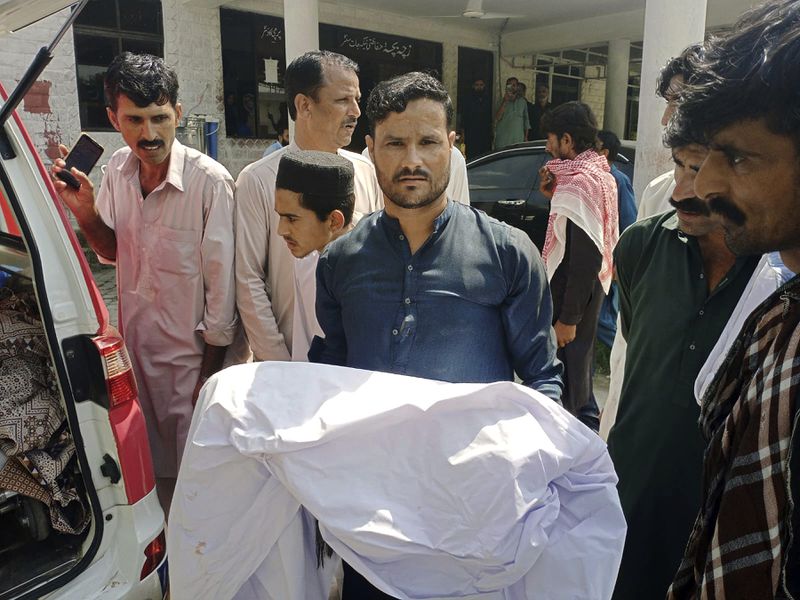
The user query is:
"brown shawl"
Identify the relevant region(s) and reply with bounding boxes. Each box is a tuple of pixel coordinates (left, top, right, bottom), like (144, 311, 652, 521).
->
(668, 275, 800, 599)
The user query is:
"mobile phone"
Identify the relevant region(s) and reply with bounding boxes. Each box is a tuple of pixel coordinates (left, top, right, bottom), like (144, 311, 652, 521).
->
(56, 134, 104, 190)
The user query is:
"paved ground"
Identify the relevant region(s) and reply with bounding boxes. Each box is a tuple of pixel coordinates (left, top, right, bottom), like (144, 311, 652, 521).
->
(594, 373, 610, 411)
(91, 264, 117, 328)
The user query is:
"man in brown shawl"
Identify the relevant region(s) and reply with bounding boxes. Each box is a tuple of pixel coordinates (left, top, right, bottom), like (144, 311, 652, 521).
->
(665, 1, 800, 598)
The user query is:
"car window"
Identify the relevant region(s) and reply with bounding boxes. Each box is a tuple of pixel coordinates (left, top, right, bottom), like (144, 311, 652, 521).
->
(469, 153, 539, 192)
(469, 154, 538, 189)
(619, 145, 636, 167)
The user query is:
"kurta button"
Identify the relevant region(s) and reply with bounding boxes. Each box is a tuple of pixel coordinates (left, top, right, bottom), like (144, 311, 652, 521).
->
(392, 329, 399, 335)
(689, 344, 696, 350)
(404, 298, 411, 304)
(699, 310, 705, 316)
(399, 234, 404, 240)
(407, 265, 413, 271)
(699, 273, 705, 279)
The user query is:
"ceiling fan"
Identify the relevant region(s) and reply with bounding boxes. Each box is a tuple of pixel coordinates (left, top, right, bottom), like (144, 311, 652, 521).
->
(432, 0, 524, 20)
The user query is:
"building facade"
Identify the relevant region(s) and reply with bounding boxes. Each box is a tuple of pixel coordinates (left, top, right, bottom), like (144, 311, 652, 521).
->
(0, 0, 497, 178)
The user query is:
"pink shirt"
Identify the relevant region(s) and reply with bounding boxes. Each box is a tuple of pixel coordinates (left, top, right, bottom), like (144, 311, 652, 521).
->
(96, 140, 237, 477)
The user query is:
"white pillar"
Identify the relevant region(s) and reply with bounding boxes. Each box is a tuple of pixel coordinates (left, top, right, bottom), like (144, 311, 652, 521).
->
(284, 0, 319, 135)
(603, 39, 630, 138)
(632, 0, 707, 200)
(284, 0, 319, 64)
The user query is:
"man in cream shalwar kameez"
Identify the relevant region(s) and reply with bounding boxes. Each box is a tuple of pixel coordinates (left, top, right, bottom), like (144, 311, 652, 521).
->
(235, 51, 382, 363)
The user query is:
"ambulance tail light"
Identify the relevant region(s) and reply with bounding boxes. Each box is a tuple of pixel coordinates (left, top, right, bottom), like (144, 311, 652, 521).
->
(92, 334, 155, 505)
(140, 530, 166, 581)
(94, 335, 138, 407)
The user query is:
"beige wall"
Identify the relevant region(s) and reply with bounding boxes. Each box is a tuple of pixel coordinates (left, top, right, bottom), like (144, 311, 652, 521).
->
(0, 8, 82, 166)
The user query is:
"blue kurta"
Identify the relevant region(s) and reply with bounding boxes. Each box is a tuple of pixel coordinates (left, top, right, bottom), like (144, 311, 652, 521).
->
(314, 201, 563, 402)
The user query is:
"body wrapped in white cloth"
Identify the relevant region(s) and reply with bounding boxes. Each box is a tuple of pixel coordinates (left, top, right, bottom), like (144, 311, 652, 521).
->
(168, 362, 626, 600)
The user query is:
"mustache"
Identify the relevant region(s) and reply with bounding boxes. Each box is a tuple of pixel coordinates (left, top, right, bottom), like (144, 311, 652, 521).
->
(669, 196, 711, 215)
(393, 167, 431, 182)
(342, 117, 358, 126)
(708, 196, 746, 226)
(137, 139, 164, 149)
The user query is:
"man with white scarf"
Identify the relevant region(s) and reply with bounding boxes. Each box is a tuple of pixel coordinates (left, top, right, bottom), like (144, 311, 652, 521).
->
(539, 102, 619, 431)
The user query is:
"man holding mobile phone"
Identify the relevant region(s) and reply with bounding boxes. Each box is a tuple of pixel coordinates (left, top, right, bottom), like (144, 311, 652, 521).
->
(50, 52, 238, 515)
(494, 77, 529, 149)
(54, 134, 103, 190)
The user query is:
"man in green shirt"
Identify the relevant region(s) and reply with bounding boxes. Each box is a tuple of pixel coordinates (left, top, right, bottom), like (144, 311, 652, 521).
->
(606, 137, 759, 599)
(494, 77, 529, 149)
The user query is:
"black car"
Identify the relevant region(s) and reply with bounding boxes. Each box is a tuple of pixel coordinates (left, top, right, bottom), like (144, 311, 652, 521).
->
(467, 141, 635, 250)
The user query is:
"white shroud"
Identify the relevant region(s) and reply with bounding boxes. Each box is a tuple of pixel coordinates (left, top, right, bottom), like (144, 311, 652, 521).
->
(168, 362, 626, 600)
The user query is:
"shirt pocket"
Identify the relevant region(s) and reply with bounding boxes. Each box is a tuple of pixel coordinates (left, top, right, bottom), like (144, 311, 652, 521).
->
(156, 225, 201, 277)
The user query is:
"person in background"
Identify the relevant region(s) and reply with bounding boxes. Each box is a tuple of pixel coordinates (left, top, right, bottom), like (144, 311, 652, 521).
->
(494, 77, 529, 149)
(597, 130, 636, 233)
(636, 44, 703, 221)
(454, 129, 466, 156)
(273, 149, 355, 362)
(459, 77, 492, 159)
(239, 92, 256, 136)
(539, 101, 618, 431)
(518, 82, 534, 141)
(446, 144, 471, 205)
(51, 52, 238, 513)
(600, 42, 705, 440)
(263, 123, 290, 157)
(528, 84, 552, 140)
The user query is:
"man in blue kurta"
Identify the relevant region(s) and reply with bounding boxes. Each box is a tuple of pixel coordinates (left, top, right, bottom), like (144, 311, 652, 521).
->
(314, 72, 561, 400)
(314, 69, 562, 600)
